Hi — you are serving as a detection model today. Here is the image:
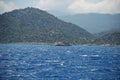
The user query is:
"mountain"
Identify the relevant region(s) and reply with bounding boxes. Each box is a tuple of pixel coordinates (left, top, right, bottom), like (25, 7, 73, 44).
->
(59, 13, 120, 33)
(0, 7, 93, 45)
(93, 28, 120, 45)
(95, 27, 120, 37)
(92, 32, 120, 45)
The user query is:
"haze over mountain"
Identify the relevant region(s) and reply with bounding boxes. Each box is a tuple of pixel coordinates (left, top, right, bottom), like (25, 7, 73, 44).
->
(59, 13, 120, 33)
(95, 27, 120, 37)
(0, 7, 93, 45)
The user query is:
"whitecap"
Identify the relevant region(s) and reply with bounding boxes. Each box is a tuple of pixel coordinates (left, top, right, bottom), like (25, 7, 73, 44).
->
(60, 62, 64, 66)
(66, 51, 71, 53)
(91, 68, 98, 72)
(81, 55, 88, 57)
(45, 60, 59, 63)
(42, 67, 53, 71)
(91, 55, 99, 57)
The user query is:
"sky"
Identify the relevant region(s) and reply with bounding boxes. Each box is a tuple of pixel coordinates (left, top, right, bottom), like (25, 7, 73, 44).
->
(0, 0, 120, 15)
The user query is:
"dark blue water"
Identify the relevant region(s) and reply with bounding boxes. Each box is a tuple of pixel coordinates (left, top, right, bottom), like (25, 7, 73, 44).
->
(0, 44, 120, 80)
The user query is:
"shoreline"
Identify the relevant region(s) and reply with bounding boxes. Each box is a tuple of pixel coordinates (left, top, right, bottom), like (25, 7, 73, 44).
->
(0, 42, 120, 47)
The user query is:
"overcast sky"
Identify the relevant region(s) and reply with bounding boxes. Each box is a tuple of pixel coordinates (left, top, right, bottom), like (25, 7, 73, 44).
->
(0, 0, 120, 15)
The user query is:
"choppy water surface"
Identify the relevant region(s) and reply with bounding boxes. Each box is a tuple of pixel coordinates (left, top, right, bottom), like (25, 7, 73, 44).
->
(0, 44, 120, 80)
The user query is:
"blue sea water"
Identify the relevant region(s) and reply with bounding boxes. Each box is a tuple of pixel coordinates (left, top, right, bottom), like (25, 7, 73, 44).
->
(0, 44, 120, 80)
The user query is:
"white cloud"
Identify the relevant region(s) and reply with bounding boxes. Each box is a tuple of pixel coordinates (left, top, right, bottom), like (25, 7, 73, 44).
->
(35, 0, 72, 11)
(68, 0, 120, 14)
(0, 1, 16, 14)
(0, 0, 119, 14)
(35, 0, 120, 14)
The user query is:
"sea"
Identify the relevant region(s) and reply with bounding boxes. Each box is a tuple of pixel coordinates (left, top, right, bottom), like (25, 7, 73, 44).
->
(0, 44, 120, 80)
